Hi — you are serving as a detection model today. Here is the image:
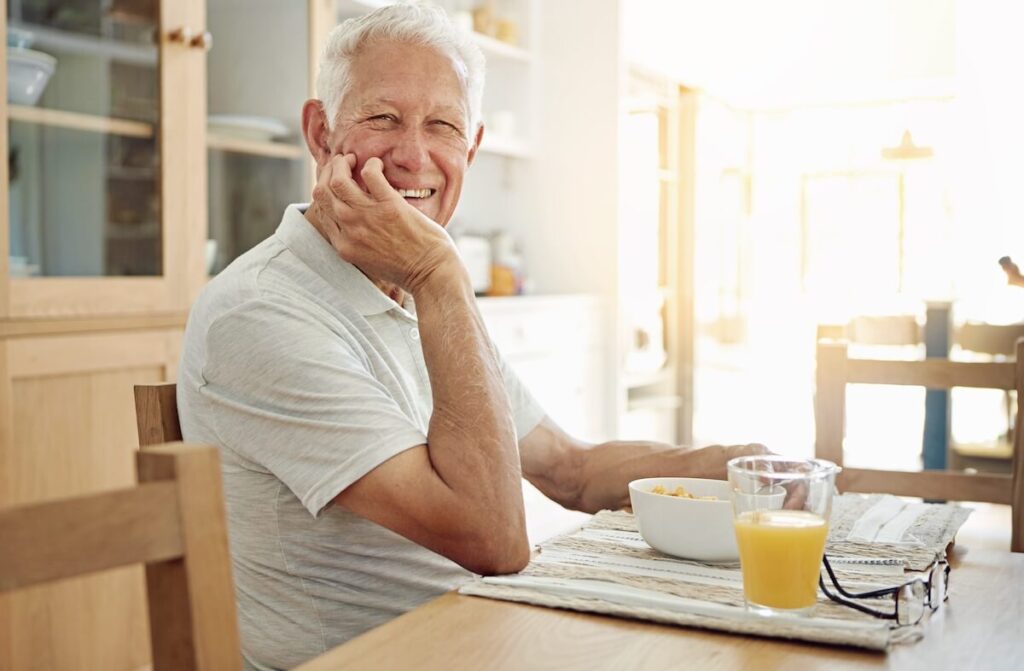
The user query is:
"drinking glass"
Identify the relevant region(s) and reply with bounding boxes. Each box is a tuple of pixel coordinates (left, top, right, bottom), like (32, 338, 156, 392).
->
(727, 456, 840, 616)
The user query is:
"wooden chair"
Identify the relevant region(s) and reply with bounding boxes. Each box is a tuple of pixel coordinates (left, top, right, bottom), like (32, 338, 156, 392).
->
(136, 383, 182, 447)
(815, 339, 1024, 552)
(0, 443, 242, 670)
(816, 315, 922, 348)
(955, 322, 1024, 358)
(949, 322, 1024, 473)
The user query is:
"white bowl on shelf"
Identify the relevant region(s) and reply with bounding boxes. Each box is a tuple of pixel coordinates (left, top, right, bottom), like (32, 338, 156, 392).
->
(207, 115, 291, 142)
(7, 47, 56, 106)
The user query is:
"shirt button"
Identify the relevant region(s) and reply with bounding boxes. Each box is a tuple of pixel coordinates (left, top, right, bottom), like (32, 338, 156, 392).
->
(410, 328, 420, 341)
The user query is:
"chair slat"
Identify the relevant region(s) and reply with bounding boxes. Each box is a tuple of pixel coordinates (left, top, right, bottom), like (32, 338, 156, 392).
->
(841, 468, 1012, 505)
(846, 358, 1015, 390)
(0, 481, 183, 592)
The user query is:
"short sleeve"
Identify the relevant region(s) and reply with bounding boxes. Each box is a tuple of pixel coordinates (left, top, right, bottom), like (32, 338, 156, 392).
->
(200, 299, 427, 517)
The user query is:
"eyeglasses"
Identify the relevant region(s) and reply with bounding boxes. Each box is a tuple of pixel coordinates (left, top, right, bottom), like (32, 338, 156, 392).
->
(818, 554, 950, 626)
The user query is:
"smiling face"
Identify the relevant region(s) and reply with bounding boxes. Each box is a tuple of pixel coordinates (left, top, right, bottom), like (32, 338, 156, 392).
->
(319, 40, 481, 227)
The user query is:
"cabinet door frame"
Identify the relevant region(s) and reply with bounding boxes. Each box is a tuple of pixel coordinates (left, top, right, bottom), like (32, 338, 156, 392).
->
(0, 0, 208, 319)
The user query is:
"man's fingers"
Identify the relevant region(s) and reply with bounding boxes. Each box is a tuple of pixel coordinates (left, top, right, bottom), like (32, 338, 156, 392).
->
(360, 157, 397, 202)
(311, 159, 334, 206)
(328, 153, 370, 204)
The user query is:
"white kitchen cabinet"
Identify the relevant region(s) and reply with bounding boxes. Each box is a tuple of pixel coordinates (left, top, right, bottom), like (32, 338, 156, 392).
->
(479, 293, 609, 442)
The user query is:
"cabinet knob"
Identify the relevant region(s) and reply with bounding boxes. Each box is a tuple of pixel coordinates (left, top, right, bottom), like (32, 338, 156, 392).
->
(167, 27, 195, 44)
(190, 31, 213, 51)
(167, 28, 212, 50)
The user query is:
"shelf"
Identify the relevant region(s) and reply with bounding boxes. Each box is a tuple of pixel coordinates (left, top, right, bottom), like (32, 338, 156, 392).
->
(333, 1, 532, 63)
(624, 366, 677, 390)
(206, 133, 307, 160)
(626, 394, 682, 412)
(106, 222, 160, 240)
(8, 21, 157, 67)
(106, 165, 157, 180)
(479, 134, 531, 159)
(8, 105, 154, 138)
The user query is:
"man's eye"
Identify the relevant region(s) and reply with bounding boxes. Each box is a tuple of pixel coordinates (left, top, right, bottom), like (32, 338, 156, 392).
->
(367, 114, 397, 125)
(432, 120, 462, 133)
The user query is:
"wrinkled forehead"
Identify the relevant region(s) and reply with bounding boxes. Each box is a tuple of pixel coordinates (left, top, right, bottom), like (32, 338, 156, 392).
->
(345, 39, 471, 118)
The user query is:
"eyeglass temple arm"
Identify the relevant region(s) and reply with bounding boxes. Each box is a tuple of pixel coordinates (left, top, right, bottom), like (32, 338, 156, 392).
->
(818, 577, 896, 620)
(822, 556, 901, 600)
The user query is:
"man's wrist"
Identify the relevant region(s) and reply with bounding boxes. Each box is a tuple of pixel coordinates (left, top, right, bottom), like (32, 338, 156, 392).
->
(407, 253, 472, 299)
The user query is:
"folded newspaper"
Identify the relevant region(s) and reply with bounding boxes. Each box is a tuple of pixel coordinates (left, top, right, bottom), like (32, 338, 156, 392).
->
(459, 494, 971, 651)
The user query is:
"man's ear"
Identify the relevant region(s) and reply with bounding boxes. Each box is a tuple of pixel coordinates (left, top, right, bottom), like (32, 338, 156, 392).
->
(467, 123, 484, 167)
(301, 99, 333, 166)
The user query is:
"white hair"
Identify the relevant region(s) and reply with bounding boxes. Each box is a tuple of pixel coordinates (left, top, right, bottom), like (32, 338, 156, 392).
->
(315, 1, 486, 134)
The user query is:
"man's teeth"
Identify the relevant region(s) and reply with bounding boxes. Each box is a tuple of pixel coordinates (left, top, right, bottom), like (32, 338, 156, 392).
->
(396, 188, 433, 198)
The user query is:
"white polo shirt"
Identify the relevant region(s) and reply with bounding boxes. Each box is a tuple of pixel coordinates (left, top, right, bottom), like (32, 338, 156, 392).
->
(178, 204, 545, 671)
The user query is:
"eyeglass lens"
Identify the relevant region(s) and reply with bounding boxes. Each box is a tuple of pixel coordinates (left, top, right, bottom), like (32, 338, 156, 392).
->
(927, 561, 950, 609)
(896, 580, 927, 626)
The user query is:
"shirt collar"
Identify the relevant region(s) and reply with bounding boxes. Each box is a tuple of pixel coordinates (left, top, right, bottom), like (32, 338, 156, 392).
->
(274, 204, 412, 318)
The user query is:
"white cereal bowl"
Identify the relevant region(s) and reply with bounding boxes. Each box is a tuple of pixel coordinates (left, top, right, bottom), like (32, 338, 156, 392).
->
(628, 477, 740, 563)
(8, 47, 56, 106)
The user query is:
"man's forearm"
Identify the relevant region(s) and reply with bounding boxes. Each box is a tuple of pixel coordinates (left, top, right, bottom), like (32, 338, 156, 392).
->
(572, 440, 764, 513)
(411, 264, 527, 563)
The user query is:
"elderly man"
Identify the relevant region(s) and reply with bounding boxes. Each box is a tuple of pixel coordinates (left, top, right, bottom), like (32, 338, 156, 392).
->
(178, 3, 766, 669)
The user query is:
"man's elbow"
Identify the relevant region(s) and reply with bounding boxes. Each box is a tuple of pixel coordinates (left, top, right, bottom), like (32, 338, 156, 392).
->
(459, 531, 530, 576)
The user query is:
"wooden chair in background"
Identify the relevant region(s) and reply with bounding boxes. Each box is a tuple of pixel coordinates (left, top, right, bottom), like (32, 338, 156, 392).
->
(950, 322, 1024, 473)
(815, 339, 1024, 552)
(0, 443, 242, 670)
(136, 383, 182, 447)
(816, 315, 922, 348)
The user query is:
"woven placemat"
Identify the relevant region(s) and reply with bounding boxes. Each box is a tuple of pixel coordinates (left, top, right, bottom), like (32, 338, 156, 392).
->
(829, 494, 971, 570)
(460, 494, 970, 651)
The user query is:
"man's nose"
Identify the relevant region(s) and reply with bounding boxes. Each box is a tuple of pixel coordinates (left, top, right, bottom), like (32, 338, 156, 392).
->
(390, 126, 428, 172)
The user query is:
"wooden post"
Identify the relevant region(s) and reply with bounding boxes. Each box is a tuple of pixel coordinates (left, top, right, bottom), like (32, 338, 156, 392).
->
(138, 444, 240, 671)
(135, 383, 182, 447)
(815, 341, 847, 471)
(1012, 339, 1024, 553)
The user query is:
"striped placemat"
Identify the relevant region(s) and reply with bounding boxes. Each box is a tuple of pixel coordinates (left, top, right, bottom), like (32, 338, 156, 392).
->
(460, 495, 970, 650)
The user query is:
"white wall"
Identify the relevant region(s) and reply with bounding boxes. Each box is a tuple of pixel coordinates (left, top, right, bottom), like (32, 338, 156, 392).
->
(533, 0, 623, 300)
(623, 0, 955, 105)
(534, 0, 625, 434)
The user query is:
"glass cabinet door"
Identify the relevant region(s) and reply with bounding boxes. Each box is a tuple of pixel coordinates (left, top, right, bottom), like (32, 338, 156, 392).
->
(6, 0, 161, 278)
(205, 0, 311, 275)
(3, 0, 208, 318)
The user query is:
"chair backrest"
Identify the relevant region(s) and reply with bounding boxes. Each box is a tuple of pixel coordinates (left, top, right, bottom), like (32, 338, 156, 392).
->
(136, 383, 182, 447)
(814, 339, 1024, 553)
(0, 443, 242, 671)
(817, 315, 922, 348)
(955, 322, 1024, 357)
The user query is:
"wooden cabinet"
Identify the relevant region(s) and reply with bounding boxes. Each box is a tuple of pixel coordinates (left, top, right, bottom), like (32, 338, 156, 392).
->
(0, 0, 312, 668)
(3, 0, 205, 318)
(0, 330, 179, 670)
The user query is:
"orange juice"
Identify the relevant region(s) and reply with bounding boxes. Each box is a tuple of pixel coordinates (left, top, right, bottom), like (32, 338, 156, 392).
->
(733, 510, 828, 610)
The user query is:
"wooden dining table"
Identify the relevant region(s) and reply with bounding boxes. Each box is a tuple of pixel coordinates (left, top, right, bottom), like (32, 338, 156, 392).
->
(296, 507, 1023, 670)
